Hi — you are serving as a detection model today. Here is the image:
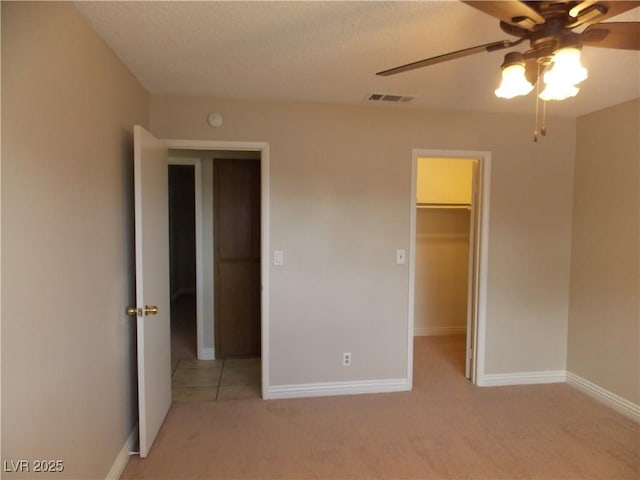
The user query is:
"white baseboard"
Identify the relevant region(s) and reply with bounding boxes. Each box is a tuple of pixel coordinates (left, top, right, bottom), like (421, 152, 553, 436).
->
(479, 370, 566, 387)
(566, 372, 640, 423)
(198, 347, 215, 360)
(105, 424, 138, 480)
(268, 378, 410, 400)
(414, 326, 466, 336)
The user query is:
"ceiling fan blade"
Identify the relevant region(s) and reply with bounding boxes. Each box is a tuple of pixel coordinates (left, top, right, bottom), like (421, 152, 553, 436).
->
(461, 1, 545, 30)
(581, 22, 640, 49)
(569, 1, 640, 27)
(377, 40, 514, 76)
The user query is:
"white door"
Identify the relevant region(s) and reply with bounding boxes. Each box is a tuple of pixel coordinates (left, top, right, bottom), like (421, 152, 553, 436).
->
(132, 125, 171, 457)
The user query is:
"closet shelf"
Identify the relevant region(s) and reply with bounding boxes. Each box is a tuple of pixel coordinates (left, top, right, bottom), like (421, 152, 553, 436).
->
(416, 202, 471, 210)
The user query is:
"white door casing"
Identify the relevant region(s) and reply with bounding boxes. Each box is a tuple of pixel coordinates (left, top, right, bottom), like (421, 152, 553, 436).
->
(465, 160, 479, 381)
(133, 125, 172, 457)
(165, 138, 270, 398)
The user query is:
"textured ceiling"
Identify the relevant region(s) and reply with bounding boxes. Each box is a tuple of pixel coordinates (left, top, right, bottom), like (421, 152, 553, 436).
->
(74, 1, 640, 117)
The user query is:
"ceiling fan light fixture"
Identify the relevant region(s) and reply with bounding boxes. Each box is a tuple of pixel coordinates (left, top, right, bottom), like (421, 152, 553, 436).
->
(538, 46, 587, 101)
(543, 46, 588, 86)
(494, 53, 534, 99)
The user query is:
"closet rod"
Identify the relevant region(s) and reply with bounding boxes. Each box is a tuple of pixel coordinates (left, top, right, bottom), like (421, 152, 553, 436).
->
(416, 202, 471, 210)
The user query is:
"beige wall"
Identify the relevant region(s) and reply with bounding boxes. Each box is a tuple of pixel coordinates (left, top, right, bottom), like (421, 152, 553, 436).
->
(151, 94, 576, 383)
(568, 98, 640, 404)
(1, 2, 149, 478)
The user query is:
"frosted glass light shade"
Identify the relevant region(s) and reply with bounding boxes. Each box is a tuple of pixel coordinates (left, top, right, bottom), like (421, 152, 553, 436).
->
(495, 64, 534, 99)
(539, 47, 588, 100)
(543, 47, 588, 87)
(539, 83, 580, 101)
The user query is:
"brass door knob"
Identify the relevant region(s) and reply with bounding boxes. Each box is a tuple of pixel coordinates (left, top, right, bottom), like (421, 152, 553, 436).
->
(126, 306, 138, 316)
(143, 305, 158, 315)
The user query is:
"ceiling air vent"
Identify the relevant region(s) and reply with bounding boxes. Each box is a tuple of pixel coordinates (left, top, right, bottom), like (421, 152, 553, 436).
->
(367, 92, 415, 103)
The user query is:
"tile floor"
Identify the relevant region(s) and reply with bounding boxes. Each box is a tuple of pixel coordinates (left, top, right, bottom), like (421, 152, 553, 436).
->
(171, 356, 262, 402)
(170, 293, 261, 403)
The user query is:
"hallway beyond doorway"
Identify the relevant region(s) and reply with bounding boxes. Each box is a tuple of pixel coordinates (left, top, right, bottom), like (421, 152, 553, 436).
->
(170, 293, 261, 402)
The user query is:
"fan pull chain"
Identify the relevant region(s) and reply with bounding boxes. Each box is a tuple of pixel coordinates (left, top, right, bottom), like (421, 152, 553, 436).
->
(533, 61, 551, 142)
(541, 99, 547, 137)
(534, 63, 541, 142)
(534, 96, 539, 142)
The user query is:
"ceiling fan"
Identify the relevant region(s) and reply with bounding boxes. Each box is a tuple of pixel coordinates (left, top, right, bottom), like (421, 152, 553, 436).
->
(377, 1, 640, 139)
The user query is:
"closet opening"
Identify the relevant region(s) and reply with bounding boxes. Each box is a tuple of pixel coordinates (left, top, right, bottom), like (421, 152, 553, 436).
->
(408, 150, 491, 386)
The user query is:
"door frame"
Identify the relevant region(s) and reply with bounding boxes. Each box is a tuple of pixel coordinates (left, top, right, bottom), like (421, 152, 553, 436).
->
(167, 157, 207, 360)
(407, 149, 491, 386)
(166, 139, 270, 398)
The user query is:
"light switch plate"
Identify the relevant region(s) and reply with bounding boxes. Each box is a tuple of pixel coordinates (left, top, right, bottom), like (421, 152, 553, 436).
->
(396, 249, 406, 265)
(274, 250, 284, 266)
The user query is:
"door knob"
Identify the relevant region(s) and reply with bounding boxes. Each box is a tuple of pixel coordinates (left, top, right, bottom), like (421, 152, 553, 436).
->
(126, 305, 159, 316)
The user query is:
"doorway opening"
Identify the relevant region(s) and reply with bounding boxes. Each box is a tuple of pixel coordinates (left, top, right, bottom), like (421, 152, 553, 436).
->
(168, 165, 197, 363)
(408, 150, 491, 386)
(168, 147, 266, 402)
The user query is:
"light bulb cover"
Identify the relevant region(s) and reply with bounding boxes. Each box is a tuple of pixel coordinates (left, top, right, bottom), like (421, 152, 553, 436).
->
(543, 46, 588, 87)
(539, 83, 579, 101)
(495, 53, 534, 99)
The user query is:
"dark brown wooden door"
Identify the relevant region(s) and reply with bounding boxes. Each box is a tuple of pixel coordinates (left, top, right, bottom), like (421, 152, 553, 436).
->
(214, 159, 261, 358)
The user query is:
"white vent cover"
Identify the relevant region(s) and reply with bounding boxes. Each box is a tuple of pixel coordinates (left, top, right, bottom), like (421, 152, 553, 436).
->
(366, 92, 416, 103)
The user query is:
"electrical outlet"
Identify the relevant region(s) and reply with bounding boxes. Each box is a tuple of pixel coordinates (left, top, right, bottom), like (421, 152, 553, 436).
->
(343, 352, 352, 366)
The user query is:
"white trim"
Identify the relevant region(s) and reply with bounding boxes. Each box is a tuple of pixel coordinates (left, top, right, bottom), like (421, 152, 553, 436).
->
(409, 149, 491, 387)
(567, 372, 640, 423)
(268, 378, 410, 400)
(105, 424, 138, 480)
(406, 154, 417, 392)
(474, 153, 491, 386)
(259, 146, 271, 398)
(168, 157, 206, 361)
(414, 326, 466, 336)
(464, 159, 479, 380)
(165, 139, 270, 399)
(167, 139, 268, 152)
(479, 370, 567, 387)
(198, 347, 215, 361)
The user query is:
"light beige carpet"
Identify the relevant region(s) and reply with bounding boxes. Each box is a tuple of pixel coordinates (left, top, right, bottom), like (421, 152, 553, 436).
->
(122, 335, 639, 479)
